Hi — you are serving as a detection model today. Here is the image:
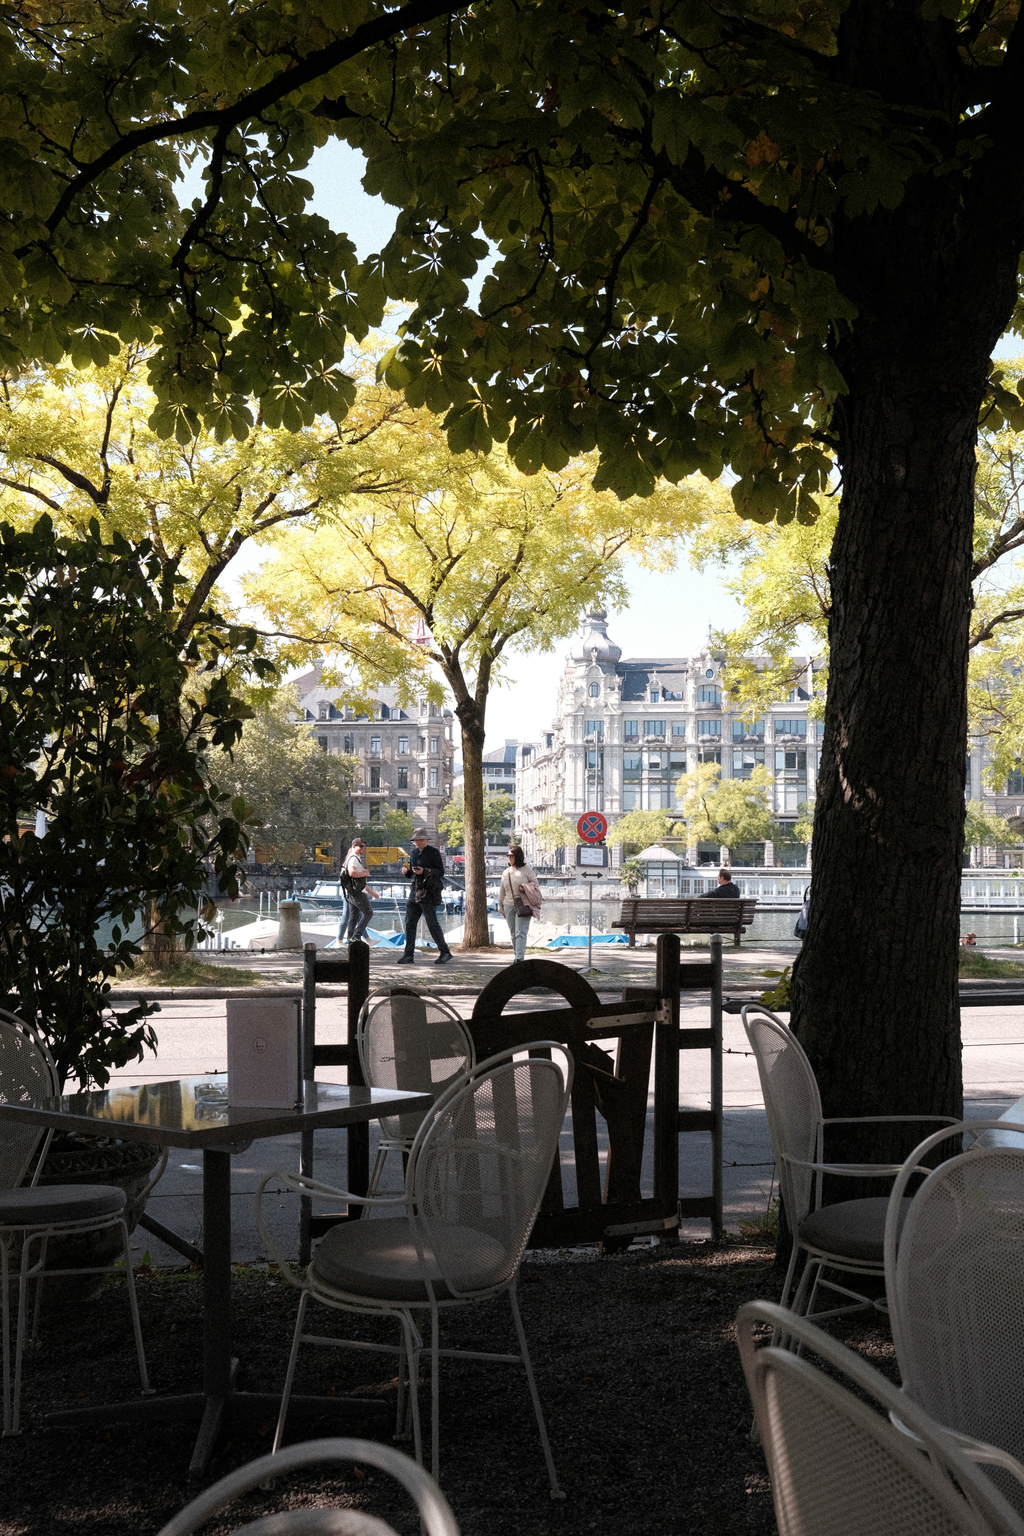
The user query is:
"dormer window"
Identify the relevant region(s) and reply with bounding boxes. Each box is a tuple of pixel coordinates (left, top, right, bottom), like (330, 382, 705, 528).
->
(318, 702, 329, 720)
(589, 682, 601, 698)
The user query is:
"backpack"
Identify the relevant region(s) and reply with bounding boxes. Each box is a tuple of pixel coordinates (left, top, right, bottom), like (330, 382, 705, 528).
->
(339, 866, 355, 897)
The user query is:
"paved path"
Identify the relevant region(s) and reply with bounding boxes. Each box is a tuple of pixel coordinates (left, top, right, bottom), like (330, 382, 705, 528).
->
(107, 946, 1024, 1266)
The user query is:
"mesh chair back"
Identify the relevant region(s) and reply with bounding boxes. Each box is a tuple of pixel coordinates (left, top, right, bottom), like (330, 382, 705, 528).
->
(738, 1299, 1024, 1536)
(887, 1126, 1024, 1517)
(358, 992, 475, 1143)
(741, 1007, 822, 1223)
(0, 1009, 57, 1190)
(408, 1046, 572, 1299)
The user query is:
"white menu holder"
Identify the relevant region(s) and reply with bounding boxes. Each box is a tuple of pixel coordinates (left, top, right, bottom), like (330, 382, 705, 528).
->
(226, 998, 301, 1107)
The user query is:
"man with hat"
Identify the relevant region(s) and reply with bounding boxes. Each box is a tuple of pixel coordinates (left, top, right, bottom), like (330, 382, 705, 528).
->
(397, 828, 453, 965)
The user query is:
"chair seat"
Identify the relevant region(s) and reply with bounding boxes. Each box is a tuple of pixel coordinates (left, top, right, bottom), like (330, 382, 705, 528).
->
(0, 1183, 127, 1227)
(310, 1217, 509, 1303)
(798, 1196, 911, 1265)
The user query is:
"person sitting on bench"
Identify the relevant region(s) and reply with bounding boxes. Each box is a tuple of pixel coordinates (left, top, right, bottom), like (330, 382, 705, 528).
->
(701, 867, 740, 899)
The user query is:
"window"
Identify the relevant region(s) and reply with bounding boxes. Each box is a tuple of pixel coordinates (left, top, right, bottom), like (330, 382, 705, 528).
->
(396, 799, 408, 813)
(429, 766, 439, 789)
(369, 802, 380, 821)
(650, 688, 660, 702)
(589, 682, 601, 697)
(775, 718, 807, 737)
(734, 747, 766, 780)
(624, 720, 639, 738)
(697, 718, 722, 736)
(369, 765, 380, 789)
(398, 735, 408, 754)
(318, 702, 329, 720)
(419, 735, 427, 752)
(1008, 767, 1024, 795)
(623, 753, 641, 776)
(672, 723, 687, 737)
(343, 733, 354, 754)
(697, 746, 721, 765)
(317, 736, 328, 752)
(670, 751, 686, 770)
(430, 735, 439, 754)
(643, 720, 666, 737)
(584, 719, 604, 737)
(775, 748, 807, 772)
(732, 718, 765, 739)
(696, 684, 722, 706)
(397, 767, 408, 789)
(419, 768, 425, 787)
(370, 735, 381, 755)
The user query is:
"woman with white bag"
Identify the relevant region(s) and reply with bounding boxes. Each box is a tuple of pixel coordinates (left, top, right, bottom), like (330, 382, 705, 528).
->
(499, 845, 543, 962)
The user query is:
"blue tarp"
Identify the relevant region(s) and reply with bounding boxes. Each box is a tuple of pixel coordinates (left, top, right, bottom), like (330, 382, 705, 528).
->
(545, 933, 628, 947)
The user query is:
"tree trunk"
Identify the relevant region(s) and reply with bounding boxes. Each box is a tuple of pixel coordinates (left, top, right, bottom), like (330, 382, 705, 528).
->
(456, 697, 491, 947)
(791, 2, 1024, 1152)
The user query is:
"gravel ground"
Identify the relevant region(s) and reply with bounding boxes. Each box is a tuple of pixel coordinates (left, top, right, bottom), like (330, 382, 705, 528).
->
(0, 1240, 839, 1536)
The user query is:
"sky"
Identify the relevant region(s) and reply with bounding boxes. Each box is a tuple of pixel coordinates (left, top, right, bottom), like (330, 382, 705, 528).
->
(193, 142, 1024, 752)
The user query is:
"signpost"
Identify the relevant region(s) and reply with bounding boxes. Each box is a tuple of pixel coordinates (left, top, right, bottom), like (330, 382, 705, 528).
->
(576, 813, 609, 969)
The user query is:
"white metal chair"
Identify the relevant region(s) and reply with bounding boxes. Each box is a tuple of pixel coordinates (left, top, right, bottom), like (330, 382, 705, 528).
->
(737, 1298, 1024, 1536)
(257, 1042, 572, 1497)
(885, 1119, 1024, 1518)
(0, 1008, 151, 1434)
(155, 1436, 460, 1536)
(741, 1005, 954, 1322)
(356, 989, 475, 1196)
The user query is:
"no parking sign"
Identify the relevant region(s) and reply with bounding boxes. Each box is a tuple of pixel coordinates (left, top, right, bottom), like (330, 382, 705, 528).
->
(576, 812, 607, 843)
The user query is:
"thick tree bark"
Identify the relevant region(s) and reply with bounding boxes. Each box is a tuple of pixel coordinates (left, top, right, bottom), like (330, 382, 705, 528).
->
(455, 696, 491, 947)
(791, 1, 1024, 1151)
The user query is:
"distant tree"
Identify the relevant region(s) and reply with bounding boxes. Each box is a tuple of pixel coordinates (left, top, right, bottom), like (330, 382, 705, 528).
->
(677, 765, 775, 859)
(964, 800, 1019, 860)
(359, 807, 414, 849)
(533, 814, 583, 854)
(606, 810, 682, 858)
(218, 687, 356, 863)
(619, 858, 645, 896)
(437, 790, 514, 852)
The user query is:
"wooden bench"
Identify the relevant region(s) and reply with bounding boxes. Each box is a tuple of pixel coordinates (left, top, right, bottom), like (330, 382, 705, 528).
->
(614, 896, 758, 949)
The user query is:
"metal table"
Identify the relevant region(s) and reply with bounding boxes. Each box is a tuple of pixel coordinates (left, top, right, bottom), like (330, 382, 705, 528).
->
(0, 1075, 432, 1475)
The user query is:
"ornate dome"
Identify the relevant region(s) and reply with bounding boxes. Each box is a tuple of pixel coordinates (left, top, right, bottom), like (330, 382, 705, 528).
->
(570, 609, 622, 664)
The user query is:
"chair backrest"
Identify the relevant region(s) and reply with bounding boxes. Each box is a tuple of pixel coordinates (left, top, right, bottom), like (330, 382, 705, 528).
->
(741, 1006, 822, 1223)
(357, 990, 476, 1143)
(407, 1043, 573, 1299)
(155, 1435, 460, 1536)
(885, 1120, 1024, 1517)
(0, 1008, 58, 1191)
(737, 1299, 1024, 1536)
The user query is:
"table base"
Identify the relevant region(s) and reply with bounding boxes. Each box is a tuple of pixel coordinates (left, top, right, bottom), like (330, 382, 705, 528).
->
(44, 1385, 387, 1478)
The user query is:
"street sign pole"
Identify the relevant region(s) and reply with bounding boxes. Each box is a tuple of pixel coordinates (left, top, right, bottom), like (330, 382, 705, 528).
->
(575, 814, 609, 974)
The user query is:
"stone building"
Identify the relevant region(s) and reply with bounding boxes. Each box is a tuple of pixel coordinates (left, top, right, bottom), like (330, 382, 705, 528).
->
(515, 610, 821, 868)
(293, 667, 455, 837)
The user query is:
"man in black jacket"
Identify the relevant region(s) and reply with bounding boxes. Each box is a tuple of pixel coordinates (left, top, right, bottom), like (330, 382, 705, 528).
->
(396, 829, 454, 965)
(701, 867, 740, 899)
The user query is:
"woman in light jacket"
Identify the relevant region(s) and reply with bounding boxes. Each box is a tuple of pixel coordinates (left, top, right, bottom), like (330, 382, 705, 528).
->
(499, 846, 541, 963)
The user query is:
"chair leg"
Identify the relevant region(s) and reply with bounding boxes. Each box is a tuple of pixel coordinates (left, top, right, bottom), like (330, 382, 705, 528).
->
(29, 1234, 47, 1344)
(1, 1240, 12, 1437)
(508, 1284, 565, 1500)
(430, 1306, 441, 1484)
(10, 1235, 40, 1438)
(366, 1144, 390, 1198)
(119, 1219, 152, 1395)
(272, 1289, 309, 1454)
(399, 1309, 423, 1470)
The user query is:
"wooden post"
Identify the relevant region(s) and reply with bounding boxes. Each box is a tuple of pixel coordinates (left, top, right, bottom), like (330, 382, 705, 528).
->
(653, 933, 680, 1225)
(345, 941, 371, 1201)
(709, 932, 724, 1238)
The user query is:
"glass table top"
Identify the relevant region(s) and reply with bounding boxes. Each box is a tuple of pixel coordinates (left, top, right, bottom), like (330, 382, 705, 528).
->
(0, 1076, 434, 1150)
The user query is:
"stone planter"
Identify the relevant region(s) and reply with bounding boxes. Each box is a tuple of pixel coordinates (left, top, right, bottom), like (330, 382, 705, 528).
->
(25, 1136, 162, 1306)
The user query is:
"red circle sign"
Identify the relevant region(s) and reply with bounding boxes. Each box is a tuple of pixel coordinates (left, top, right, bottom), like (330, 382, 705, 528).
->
(577, 812, 608, 843)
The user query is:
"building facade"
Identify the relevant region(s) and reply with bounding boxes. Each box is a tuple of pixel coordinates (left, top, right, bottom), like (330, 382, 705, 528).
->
(294, 668, 455, 838)
(515, 610, 822, 868)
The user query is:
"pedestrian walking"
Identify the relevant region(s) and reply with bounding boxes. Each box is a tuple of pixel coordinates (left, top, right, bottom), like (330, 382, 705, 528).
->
(341, 838, 377, 943)
(396, 828, 453, 965)
(499, 846, 542, 963)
